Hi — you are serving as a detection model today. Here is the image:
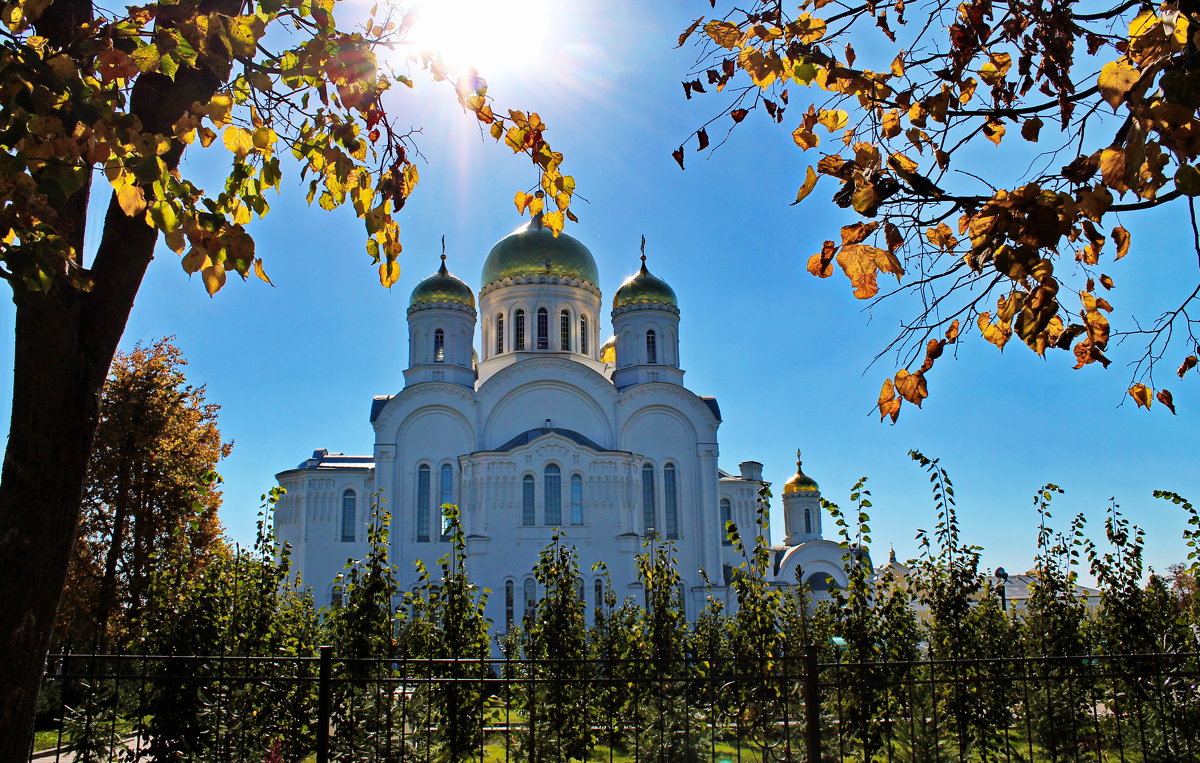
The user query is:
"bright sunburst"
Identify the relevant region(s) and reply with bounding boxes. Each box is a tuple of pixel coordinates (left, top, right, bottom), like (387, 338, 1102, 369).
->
(399, 0, 555, 78)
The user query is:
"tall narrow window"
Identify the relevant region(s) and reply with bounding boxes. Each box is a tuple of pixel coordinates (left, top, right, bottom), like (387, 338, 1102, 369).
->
(804, 508, 812, 535)
(641, 464, 656, 533)
(416, 465, 431, 542)
(720, 498, 733, 546)
(523, 578, 536, 621)
(433, 328, 445, 363)
(340, 489, 356, 542)
(496, 315, 504, 354)
(536, 307, 549, 349)
(580, 315, 589, 355)
(439, 464, 453, 539)
(646, 330, 657, 364)
(594, 579, 603, 609)
(522, 475, 535, 526)
(664, 463, 678, 539)
(544, 464, 561, 526)
(570, 474, 583, 525)
(560, 310, 570, 350)
(505, 580, 514, 630)
(515, 310, 525, 350)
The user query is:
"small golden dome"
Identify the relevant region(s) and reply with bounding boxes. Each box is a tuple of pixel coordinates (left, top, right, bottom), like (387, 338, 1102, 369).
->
(613, 255, 677, 309)
(599, 336, 616, 364)
(410, 255, 475, 308)
(783, 450, 819, 494)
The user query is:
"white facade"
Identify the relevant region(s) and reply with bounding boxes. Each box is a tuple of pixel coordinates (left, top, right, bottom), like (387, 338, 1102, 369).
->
(275, 215, 861, 627)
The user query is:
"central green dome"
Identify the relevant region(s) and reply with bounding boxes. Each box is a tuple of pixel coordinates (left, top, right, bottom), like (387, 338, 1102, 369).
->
(481, 213, 599, 287)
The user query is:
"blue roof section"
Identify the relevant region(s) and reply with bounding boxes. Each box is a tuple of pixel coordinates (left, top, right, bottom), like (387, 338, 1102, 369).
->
(490, 427, 616, 453)
(370, 396, 392, 423)
(700, 396, 721, 422)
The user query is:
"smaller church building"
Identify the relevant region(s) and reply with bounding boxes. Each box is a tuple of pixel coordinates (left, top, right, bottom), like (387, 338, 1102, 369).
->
(274, 214, 863, 627)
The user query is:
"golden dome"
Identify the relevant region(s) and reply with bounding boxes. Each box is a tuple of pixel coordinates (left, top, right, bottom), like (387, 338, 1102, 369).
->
(481, 212, 599, 287)
(613, 255, 677, 309)
(783, 450, 819, 494)
(599, 336, 616, 364)
(409, 256, 475, 308)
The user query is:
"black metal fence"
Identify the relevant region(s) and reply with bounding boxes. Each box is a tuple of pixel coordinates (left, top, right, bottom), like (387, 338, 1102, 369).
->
(30, 650, 1200, 762)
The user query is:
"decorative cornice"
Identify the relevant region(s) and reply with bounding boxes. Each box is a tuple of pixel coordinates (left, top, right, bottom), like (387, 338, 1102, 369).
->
(479, 274, 601, 298)
(406, 301, 477, 317)
(611, 301, 680, 317)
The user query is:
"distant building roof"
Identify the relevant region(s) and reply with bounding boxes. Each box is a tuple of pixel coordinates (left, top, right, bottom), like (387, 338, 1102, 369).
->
(277, 449, 374, 478)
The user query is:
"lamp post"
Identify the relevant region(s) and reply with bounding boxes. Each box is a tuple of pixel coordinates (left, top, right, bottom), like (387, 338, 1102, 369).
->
(995, 566, 1009, 612)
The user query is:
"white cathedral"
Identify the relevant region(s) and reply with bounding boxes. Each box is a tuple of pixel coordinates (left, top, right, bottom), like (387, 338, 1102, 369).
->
(274, 213, 861, 628)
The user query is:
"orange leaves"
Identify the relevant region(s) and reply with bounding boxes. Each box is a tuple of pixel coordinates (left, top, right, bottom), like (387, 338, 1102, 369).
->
(982, 119, 1005, 146)
(1127, 10, 1188, 66)
(1128, 384, 1178, 413)
(877, 321, 959, 422)
(792, 127, 819, 150)
(1179, 355, 1199, 378)
(925, 222, 958, 252)
(807, 240, 836, 278)
(792, 166, 819, 205)
(805, 223, 905, 298)
(977, 312, 1012, 351)
(836, 243, 904, 298)
(704, 20, 744, 49)
(978, 52, 1011, 86)
(878, 379, 901, 424)
(1129, 382, 1154, 409)
(817, 109, 849, 132)
(1098, 59, 1140, 109)
(1113, 226, 1131, 258)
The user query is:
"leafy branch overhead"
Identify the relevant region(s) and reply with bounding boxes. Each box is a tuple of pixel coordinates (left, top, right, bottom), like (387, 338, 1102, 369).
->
(0, 0, 576, 295)
(678, 0, 1200, 419)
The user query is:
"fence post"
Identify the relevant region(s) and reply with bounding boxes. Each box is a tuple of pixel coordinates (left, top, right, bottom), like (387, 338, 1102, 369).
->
(317, 645, 332, 763)
(804, 646, 822, 763)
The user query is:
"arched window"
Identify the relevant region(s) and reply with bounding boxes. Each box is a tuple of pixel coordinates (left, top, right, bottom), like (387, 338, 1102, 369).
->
(646, 330, 657, 364)
(677, 583, 687, 618)
(521, 475, 535, 526)
(416, 465, 431, 542)
(331, 589, 343, 608)
(664, 463, 678, 539)
(496, 314, 504, 354)
(580, 315, 589, 355)
(514, 310, 526, 350)
(434, 328, 445, 363)
(505, 580, 515, 630)
(536, 307, 549, 349)
(439, 464, 453, 539)
(340, 489, 356, 542)
(523, 578, 537, 621)
(544, 464, 561, 526)
(560, 309, 570, 350)
(720, 498, 733, 546)
(641, 464, 656, 534)
(804, 508, 812, 535)
(593, 579, 603, 609)
(570, 474, 583, 525)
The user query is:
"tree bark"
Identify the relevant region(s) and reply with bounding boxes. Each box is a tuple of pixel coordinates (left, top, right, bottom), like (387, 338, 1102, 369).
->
(0, 19, 237, 752)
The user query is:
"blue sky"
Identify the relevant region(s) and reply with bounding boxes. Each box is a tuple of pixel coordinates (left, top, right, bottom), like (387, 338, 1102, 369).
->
(2, 0, 1197, 581)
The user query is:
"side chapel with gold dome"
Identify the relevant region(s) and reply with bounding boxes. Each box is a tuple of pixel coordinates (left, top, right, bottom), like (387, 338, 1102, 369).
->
(274, 214, 862, 626)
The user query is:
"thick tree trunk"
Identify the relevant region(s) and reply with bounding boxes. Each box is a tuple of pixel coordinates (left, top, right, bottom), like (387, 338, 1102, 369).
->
(0, 198, 157, 762)
(0, 1, 252, 754)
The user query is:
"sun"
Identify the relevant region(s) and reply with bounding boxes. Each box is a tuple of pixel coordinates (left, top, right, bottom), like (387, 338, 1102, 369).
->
(398, 0, 556, 79)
